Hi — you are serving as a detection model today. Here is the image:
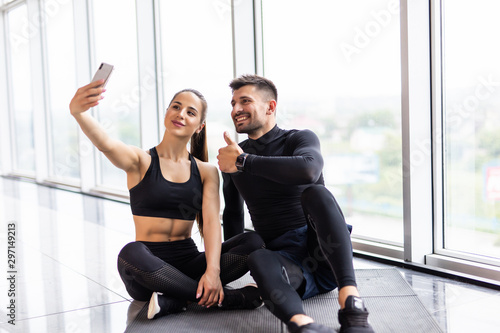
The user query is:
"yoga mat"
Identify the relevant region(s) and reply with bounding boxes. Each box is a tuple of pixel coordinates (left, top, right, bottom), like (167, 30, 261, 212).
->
(125, 268, 443, 332)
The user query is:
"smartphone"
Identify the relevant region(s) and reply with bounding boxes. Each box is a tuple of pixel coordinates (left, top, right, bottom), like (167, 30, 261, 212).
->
(91, 62, 114, 87)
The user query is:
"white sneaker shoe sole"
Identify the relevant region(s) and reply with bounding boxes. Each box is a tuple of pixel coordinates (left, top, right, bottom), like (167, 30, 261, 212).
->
(147, 292, 162, 320)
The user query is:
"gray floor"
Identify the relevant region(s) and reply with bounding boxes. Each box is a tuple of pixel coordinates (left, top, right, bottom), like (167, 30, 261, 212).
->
(0, 177, 499, 332)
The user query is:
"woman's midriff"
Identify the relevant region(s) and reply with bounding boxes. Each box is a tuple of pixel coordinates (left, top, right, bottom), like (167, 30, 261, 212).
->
(133, 215, 195, 242)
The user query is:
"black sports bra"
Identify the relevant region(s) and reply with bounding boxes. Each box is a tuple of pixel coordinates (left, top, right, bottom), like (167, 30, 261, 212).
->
(129, 147, 203, 220)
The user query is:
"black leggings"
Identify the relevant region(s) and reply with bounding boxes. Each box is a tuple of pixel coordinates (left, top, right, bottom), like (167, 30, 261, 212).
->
(248, 185, 356, 323)
(117, 231, 264, 302)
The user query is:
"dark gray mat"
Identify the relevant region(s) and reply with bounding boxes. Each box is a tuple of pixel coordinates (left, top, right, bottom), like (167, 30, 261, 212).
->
(303, 269, 443, 333)
(125, 269, 443, 332)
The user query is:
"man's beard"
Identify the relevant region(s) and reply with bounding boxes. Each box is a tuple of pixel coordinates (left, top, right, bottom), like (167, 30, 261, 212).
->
(235, 122, 261, 136)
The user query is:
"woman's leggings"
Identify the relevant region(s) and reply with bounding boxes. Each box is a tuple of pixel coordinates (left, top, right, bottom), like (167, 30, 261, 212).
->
(117, 231, 264, 302)
(248, 184, 356, 323)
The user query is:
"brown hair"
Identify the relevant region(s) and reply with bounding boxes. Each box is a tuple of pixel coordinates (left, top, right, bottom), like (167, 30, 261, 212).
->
(169, 89, 208, 236)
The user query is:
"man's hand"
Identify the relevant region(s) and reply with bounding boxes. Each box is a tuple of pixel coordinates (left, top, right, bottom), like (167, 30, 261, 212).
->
(217, 131, 243, 173)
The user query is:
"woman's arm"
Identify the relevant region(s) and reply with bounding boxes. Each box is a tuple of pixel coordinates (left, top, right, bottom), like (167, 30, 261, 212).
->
(69, 80, 141, 172)
(196, 162, 223, 308)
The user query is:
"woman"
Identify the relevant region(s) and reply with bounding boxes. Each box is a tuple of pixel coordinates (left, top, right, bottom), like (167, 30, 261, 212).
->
(69, 79, 264, 320)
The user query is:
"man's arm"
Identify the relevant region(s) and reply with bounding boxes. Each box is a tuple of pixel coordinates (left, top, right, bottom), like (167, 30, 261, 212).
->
(244, 129, 324, 185)
(221, 172, 245, 240)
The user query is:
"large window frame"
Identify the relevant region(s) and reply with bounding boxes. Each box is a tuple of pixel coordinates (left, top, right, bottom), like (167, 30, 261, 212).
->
(426, 0, 500, 281)
(0, 0, 499, 286)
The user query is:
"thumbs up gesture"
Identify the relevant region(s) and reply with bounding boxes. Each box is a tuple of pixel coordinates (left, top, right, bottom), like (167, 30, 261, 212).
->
(217, 131, 244, 173)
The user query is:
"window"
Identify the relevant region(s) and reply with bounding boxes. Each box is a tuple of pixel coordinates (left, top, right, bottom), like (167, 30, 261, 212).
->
(91, 0, 141, 191)
(442, 0, 500, 261)
(44, 0, 80, 182)
(7, 3, 35, 174)
(158, 0, 234, 163)
(262, 0, 403, 244)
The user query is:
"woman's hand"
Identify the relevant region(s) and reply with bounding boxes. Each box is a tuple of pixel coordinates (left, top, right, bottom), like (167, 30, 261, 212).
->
(69, 80, 106, 116)
(196, 269, 223, 308)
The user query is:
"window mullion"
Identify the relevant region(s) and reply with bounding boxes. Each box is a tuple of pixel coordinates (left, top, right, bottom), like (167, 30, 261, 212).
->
(73, 0, 96, 193)
(0, 10, 13, 175)
(231, 0, 256, 77)
(136, 0, 159, 150)
(400, 0, 433, 264)
(27, 0, 49, 182)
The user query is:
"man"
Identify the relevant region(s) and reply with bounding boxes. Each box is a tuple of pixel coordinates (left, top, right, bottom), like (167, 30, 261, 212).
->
(217, 74, 374, 333)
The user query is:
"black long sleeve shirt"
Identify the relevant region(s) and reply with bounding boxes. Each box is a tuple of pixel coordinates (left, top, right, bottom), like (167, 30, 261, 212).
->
(222, 125, 325, 243)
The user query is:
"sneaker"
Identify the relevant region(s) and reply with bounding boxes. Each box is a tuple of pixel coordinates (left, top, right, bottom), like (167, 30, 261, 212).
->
(147, 292, 187, 320)
(338, 296, 374, 333)
(218, 284, 263, 310)
(287, 322, 335, 333)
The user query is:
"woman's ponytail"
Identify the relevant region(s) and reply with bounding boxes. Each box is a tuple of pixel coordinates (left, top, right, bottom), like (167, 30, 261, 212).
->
(190, 125, 207, 237)
(190, 125, 208, 163)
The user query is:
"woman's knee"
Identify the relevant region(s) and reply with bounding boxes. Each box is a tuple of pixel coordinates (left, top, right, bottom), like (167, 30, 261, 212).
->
(243, 231, 265, 251)
(118, 241, 143, 258)
(224, 231, 265, 255)
(118, 242, 146, 264)
(117, 241, 164, 272)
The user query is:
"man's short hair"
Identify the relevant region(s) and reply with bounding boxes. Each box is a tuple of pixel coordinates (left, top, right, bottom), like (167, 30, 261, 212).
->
(229, 74, 278, 102)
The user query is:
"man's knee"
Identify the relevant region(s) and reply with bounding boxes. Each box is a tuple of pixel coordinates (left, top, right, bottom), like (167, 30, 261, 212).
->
(301, 184, 332, 208)
(301, 185, 351, 234)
